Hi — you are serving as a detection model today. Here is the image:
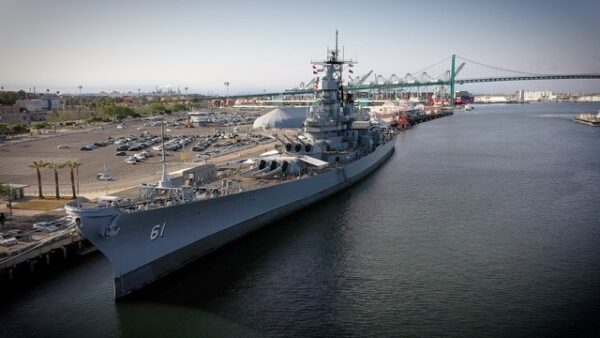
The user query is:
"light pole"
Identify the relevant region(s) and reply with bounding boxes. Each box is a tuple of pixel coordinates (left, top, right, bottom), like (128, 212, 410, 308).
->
(78, 85, 83, 118)
(7, 182, 13, 217)
(224, 82, 230, 108)
(76, 165, 80, 199)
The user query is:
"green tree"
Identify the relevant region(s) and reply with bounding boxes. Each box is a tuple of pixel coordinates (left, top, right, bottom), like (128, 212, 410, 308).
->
(101, 104, 139, 121)
(0, 182, 11, 217)
(31, 122, 50, 131)
(172, 103, 188, 112)
(0, 91, 19, 105)
(8, 123, 29, 135)
(29, 160, 48, 199)
(63, 160, 82, 199)
(0, 124, 9, 135)
(0, 183, 9, 197)
(150, 103, 166, 114)
(46, 161, 65, 199)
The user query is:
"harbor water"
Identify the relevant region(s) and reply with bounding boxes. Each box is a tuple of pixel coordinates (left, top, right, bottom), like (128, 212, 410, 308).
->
(1, 103, 599, 337)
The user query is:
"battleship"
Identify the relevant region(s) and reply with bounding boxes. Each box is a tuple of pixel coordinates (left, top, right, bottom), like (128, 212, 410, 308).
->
(65, 32, 397, 299)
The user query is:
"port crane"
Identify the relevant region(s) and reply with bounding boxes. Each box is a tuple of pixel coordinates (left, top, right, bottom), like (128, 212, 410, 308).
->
(349, 70, 373, 86)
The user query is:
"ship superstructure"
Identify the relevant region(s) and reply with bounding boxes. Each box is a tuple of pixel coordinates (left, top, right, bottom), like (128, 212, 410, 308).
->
(65, 31, 397, 299)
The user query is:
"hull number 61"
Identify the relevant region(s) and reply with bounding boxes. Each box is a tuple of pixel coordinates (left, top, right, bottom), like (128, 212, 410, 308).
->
(150, 222, 167, 240)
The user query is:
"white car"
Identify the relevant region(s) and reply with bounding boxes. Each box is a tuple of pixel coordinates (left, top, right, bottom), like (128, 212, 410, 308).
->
(53, 216, 73, 228)
(32, 221, 59, 233)
(134, 153, 146, 161)
(57, 144, 70, 149)
(0, 234, 18, 246)
(125, 156, 138, 165)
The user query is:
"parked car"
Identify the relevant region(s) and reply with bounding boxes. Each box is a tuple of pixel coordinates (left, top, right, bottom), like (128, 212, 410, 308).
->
(57, 144, 70, 149)
(80, 144, 95, 151)
(32, 221, 59, 233)
(6, 229, 30, 241)
(125, 156, 138, 165)
(96, 172, 113, 181)
(115, 151, 127, 156)
(0, 234, 18, 246)
(52, 216, 73, 229)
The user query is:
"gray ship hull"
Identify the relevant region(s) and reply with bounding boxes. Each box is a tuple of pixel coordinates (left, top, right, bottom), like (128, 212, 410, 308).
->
(68, 139, 395, 298)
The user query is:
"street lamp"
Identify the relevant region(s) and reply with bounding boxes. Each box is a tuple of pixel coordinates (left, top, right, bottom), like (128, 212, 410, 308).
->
(224, 82, 230, 107)
(78, 85, 83, 117)
(7, 182, 13, 217)
(76, 165, 80, 204)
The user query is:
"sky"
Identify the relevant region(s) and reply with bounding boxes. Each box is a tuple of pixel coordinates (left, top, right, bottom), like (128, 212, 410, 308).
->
(1, 0, 599, 95)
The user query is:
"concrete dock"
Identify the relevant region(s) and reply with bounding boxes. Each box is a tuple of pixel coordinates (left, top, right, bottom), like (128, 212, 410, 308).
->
(0, 224, 94, 282)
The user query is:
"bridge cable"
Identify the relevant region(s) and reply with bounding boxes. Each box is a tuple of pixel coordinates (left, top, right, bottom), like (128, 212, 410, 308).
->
(455, 55, 544, 76)
(410, 56, 452, 76)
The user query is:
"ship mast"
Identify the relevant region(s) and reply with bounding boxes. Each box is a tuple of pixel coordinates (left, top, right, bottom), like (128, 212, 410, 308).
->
(158, 120, 172, 188)
(335, 30, 339, 60)
(303, 30, 357, 140)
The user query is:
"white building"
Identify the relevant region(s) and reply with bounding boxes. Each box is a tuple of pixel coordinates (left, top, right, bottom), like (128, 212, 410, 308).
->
(576, 94, 600, 102)
(523, 91, 556, 102)
(187, 111, 210, 125)
(474, 95, 509, 103)
(253, 107, 307, 129)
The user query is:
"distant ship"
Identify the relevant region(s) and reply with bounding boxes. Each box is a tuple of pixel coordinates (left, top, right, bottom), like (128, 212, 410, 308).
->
(454, 90, 474, 105)
(368, 100, 418, 123)
(65, 32, 397, 299)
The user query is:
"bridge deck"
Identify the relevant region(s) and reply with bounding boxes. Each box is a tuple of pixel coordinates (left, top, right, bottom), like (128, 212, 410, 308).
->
(229, 74, 600, 98)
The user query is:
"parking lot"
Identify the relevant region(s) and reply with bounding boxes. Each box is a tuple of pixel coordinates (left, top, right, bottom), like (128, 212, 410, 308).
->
(0, 117, 272, 199)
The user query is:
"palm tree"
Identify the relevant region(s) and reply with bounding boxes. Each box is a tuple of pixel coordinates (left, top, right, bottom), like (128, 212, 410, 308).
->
(0, 182, 11, 216)
(47, 161, 64, 199)
(63, 160, 82, 199)
(29, 160, 48, 199)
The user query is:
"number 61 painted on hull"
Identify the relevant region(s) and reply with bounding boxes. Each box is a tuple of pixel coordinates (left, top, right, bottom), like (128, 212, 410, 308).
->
(150, 222, 167, 240)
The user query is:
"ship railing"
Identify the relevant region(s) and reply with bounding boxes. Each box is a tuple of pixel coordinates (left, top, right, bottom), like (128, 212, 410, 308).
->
(115, 173, 317, 213)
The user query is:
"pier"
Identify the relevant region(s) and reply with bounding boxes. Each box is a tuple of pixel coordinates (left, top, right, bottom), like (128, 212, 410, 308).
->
(0, 225, 94, 283)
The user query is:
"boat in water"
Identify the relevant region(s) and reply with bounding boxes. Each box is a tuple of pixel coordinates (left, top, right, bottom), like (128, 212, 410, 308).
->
(65, 32, 397, 299)
(574, 111, 600, 126)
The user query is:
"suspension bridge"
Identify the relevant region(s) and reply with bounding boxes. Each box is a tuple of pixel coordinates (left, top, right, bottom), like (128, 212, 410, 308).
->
(231, 55, 600, 104)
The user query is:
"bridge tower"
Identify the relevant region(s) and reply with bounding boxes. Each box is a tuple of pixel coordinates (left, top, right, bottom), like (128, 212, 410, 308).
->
(450, 54, 456, 106)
